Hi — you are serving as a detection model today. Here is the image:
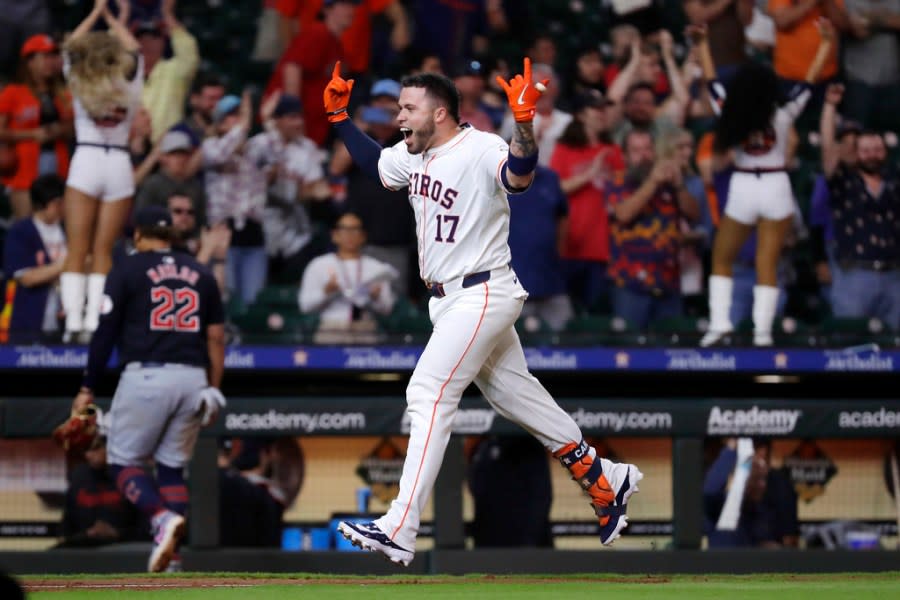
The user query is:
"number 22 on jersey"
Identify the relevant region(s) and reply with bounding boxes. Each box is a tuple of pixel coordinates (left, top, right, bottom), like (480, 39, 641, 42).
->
(150, 286, 200, 332)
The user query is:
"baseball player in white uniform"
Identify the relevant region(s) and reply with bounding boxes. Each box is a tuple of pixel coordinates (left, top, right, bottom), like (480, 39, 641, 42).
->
(692, 22, 835, 346)
(324, 59, 643, 566)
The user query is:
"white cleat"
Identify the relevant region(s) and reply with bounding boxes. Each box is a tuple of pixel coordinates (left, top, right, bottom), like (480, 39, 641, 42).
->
(148, 511, 186, 573)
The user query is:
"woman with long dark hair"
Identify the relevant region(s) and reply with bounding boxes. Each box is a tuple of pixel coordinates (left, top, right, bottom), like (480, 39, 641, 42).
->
(59, 0, 141, 341)
(692, 21, 834, 346)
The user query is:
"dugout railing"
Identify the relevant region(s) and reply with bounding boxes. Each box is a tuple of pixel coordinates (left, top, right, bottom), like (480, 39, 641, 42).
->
(1, 360, 899, 574)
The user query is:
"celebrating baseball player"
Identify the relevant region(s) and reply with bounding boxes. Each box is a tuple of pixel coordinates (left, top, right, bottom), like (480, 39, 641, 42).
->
(325, 59, 643, 566)
(71, 205, 226, 572)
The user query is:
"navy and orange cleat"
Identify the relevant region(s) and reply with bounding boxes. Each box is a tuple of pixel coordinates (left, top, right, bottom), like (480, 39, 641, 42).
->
(337, 520, 414, 566)
(554, 440, 643, 545)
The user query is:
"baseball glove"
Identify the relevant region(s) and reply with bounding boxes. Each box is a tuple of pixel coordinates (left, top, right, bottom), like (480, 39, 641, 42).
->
(52, 404, 102, 456)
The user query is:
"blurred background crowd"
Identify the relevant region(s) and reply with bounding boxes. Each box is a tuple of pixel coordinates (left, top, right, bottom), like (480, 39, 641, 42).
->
(0, 0, 898, 346)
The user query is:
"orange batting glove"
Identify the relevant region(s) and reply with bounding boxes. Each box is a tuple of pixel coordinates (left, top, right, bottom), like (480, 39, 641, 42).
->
(324, 61, 354, 123)
(495, 57, 548, 123)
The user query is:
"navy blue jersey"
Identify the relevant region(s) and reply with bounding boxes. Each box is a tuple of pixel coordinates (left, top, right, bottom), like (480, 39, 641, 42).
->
(83, 250, 224, 389)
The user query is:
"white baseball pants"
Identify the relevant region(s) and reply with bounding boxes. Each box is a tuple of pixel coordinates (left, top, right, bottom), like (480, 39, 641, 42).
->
(374, 266, 583, 551)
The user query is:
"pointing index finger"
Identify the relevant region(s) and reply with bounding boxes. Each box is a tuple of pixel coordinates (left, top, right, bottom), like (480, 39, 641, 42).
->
(332, 61, 342, 80)
(523, 57, 532, 84)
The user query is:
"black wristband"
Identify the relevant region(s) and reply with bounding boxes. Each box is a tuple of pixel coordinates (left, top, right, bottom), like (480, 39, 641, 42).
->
(327, 107, 348, 117)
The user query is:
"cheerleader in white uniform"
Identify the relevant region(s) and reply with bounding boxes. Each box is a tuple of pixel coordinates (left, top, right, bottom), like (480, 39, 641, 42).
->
(691, 21, 835, 346)
(59, 0, 142, 339)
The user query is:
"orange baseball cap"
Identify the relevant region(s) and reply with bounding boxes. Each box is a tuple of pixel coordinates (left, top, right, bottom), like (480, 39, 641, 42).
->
(21, 34, 57, 57)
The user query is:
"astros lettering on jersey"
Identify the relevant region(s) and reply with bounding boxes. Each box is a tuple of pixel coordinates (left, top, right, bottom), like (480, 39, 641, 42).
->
(378, 124, 514, 285)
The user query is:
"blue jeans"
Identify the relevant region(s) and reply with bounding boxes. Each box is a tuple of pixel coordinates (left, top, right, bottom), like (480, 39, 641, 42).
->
(612, 285, 683, 331)
(831, 266, 900, 331)
(562, 259, 610, 311)
(226, 246, 269, 305)
(730, 264, 787, 326)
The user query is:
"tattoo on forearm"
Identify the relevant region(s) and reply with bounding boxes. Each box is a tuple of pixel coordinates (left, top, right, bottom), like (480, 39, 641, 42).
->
(511, 122, 537, 157)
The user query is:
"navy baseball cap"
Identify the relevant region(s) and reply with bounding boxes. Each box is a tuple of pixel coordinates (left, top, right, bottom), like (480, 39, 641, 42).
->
(454, 58, 485, 78)
(837, 118, 863, 139)
(213, 95, 241, 123)
(361, 106, 394, 125)
(134, 205, 173, 228)
(370, 79, 401, 100)
(273, 95, 303, 117)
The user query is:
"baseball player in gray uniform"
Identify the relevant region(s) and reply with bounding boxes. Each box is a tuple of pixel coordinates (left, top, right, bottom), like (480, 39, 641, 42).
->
(71, 205, 226, 572)
(324, 59, 643, 565)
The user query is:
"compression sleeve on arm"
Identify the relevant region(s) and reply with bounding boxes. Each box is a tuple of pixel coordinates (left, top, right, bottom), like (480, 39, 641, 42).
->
(334, 119, 384, 181)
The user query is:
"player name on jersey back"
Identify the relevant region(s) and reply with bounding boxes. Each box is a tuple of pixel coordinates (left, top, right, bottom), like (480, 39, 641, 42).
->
(146, 262, 201, 286)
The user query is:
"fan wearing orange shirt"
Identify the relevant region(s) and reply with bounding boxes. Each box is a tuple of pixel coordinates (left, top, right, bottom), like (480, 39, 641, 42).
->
(275, 0, 409, 76)
(768, 0, 847, 116)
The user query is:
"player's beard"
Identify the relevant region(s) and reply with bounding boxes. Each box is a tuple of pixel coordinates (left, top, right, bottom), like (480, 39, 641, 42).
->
(408, 119, 436, 154)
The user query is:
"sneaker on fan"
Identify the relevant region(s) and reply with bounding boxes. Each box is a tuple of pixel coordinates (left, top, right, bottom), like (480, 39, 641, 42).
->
(148, 510, 186, 573)
(337, 521, 414, 566)
(591, 459, 643, 545)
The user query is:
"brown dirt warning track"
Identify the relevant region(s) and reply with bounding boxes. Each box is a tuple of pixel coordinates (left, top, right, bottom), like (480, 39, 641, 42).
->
(22, 574, 673, 591)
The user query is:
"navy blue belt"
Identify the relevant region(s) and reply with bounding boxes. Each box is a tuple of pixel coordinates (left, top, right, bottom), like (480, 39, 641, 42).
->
(126, 361, 197, 370)
(428, 270, 492, 298)
(77, 142, 129, 153)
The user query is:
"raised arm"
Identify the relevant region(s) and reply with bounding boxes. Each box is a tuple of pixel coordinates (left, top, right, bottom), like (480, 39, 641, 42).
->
(324, 62, 384, 181)
(804, 18, 835, 84)
(657, 30, 690, 125)
(687, 24, 717, 83)
(607, 39, 642, 105)
(103, 1, 139, 52)
(495, 58, 547, 190)
(69, 0, 106, 41)
(820, 83, 843, 177)
(385, 0, 411, 52)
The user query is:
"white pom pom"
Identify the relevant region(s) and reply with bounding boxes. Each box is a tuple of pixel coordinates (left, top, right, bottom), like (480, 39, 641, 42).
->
(535, 82, 547, 93)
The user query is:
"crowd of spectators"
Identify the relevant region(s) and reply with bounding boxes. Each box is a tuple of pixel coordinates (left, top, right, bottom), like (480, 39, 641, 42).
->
(0, 0, 898, 345)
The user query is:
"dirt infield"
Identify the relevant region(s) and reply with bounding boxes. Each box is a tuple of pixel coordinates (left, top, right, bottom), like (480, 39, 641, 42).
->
(23, 574, 673, 592)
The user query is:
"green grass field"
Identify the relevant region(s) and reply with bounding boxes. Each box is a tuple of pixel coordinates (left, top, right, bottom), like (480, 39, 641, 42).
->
(21, 573, 900, 599)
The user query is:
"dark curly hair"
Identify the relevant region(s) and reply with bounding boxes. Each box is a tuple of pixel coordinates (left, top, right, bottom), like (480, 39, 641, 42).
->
(713, 63, 780, 154)
(400, 72, 460, 123)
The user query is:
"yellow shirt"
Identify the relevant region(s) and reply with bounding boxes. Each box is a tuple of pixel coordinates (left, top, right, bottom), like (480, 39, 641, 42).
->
(142, 26, 199, 142)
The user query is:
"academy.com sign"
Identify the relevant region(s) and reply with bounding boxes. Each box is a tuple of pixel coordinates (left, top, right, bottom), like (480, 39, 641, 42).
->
(569, 408, 673, 432)
(707, 406, 802, 435)
(838, 408, 900, 429)
(225, 410, 366, 433)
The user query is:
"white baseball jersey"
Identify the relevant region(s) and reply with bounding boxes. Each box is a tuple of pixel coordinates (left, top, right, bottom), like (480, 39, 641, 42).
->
(377, 125, 514, 284)
(64, 52, 144, 147)
(708, 80, 810, 170)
